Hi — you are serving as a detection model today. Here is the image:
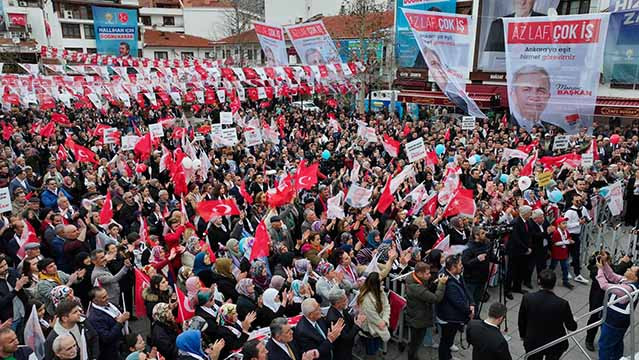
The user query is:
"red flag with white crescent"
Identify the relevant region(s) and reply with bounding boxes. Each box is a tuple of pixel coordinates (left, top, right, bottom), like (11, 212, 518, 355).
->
(196, 199, 240, 221)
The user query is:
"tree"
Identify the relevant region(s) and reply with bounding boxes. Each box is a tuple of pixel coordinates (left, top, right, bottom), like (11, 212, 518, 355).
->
(219, 0, 264, 66)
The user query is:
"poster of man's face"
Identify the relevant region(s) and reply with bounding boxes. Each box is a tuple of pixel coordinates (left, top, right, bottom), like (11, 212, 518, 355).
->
(305, 48, 324, 65)
(478, 0, 558, 71)
(509, 65, 551, 127)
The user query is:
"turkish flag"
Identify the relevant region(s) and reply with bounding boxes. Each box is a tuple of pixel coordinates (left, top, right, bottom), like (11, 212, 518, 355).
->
(444, 128, 451, 141)
(175, 285, 195, 323)
(442, 189, 476, 218)
(588, 138, 599, 161)
(376, 176, 394, 214)
(295, 160, 318, 191)
(422, 193, 439, 217)
(51, 113, 71, 125)
(134, 133, 152, 160)
(196, 199, 240, 221)
(388, 291, 407, 333)
(68, 141, 99, 164)
(134, 269, 151, 318)
(16, 221, 39, 260)
(240, 180, 253, 205)
(92, 123, 111, 138)
(382, 134, 400, 158)
(172, 127, 186, 140)
(1, 122, 14, 141)
(40, 121, 56, 138)
(517, 140, 539, 154)
(56, 145, 68, 161)
(539, 153, 582, 170)
(99, 192, 113, 225)
(520, 151, 537, 177)
(250, 220, 270, 261)
(267, 175, 296, 208)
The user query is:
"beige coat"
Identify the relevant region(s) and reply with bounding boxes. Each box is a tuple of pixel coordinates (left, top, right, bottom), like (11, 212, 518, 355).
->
(358, 289, 391, 342)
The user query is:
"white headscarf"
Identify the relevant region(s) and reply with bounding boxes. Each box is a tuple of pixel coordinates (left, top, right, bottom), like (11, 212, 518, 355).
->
(262, 288, 281, 313)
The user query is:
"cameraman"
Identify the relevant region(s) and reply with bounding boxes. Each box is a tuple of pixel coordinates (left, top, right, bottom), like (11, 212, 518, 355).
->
(462, 227, 493, 309)
(584, 251, 633, 352)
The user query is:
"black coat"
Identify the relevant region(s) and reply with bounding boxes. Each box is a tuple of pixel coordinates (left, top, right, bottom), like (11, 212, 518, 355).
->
(216, 324, 249, 360)
(149, 321, 179, 360)
(44, 322, 100, 360)
(507, 217, 531, 256)
(527, 218, 550, 255)
(195, 306, 218, 340)
(265, 338, 301, 360)
(462, 241, 492, 284)
(0, 269, 28, 323)
(466, 320, 512, 360)
(325, 307, 359, 360)
(209, 272, 238, 302)
(86, 305, 125, 360)
(448, 228, 468, 246)
(518, 290, 577, 354)
(293, 317, 333, 360)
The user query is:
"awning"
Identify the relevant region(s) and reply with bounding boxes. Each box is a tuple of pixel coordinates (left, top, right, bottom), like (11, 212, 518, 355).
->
(397, 90, 495, 109)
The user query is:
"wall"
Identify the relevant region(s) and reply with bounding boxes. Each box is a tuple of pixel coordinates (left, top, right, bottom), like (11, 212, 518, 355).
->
(182, 7, 231, 40)
(142, 46, 211, 60)
(140, 7, 185, 32)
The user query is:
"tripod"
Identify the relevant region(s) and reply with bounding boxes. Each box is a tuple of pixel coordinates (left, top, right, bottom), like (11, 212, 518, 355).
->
(476, 241, 509, 332)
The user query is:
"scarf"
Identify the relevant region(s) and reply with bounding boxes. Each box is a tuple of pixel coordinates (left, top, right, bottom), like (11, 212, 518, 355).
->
(176, 330, 209, 360)
(39, 272, 62, 285)
(214, 258, 234, 279)
(193, 253, 210, 276)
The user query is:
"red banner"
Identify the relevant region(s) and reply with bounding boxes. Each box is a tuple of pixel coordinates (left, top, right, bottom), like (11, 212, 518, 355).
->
(8, 13, 27, 27)
(507, 19, 602, 44)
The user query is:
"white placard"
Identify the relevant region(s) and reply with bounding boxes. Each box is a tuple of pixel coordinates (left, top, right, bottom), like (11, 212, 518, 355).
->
(149, 123, 164, 138)
(257, 87, 267, 99)
(221, 128, 238, 146)
(406, 138, 426, 163)
(212, 123, 223, 138)
(103, 128, 118, 145)
(461, 116, 476, 130)
(220, 112, 233, 125)
(194, 91, 204, 104)
(364, 127, 377, 143)
(581, 153, 594, 168)
(244, 129, 263, 147)
(216, 90, 226, 103)
(237, 88, 246, 101)
(121, 135, 139, 151)
(553, 135, 570, 151)
(0, 188, 11, 213)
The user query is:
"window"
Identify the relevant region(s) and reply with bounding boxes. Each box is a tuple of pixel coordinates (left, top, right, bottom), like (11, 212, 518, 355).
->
(65, 47, 82, 52)
(83, 24, 95, 39)
(247, 49, 253, 60)
(86, 48, 97, 53)
(138, 50, 143, 57)
(163, 16, 174, 26)
(60, 4, 91, 19)
(558, 0, 590, 14)
(204, 52, 209, 58)
(154, 51, 168, 60)
(61, 23, 81, 39)
(225, 50, 231, 59)
(181, 52, 194, 59)
(141, 16, 151, 26)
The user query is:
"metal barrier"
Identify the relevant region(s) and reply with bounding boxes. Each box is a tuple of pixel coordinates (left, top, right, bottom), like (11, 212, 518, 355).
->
(523, 285, 638, 359)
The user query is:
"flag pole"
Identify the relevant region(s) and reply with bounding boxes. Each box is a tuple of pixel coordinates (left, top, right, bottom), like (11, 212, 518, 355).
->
(174, 284, 185, 322)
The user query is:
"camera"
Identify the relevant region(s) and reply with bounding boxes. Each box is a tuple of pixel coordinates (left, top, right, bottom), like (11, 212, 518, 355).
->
(485, 224, 513, 240)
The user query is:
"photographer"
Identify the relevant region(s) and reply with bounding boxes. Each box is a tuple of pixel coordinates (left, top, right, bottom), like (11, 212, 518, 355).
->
(594, 252, 639, 360)
(462, 227, 493, 308)
(564, 195, 591, 285)
(584, 251, 633, 352)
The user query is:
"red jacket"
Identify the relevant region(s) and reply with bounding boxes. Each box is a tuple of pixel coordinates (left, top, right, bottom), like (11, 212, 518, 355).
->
(551, 230, 571, 260)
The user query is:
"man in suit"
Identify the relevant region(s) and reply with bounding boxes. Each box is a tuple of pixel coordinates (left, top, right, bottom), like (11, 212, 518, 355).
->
(45, 300, 100, 360)
(293, 298, 344, 360)
(267, 317, 318, 360)
(467, 302, 512, 360)
(506, 206, 533, 298)
(436, 255, 474, 360)
(86, 287, 130, 360)
(485, 0, 546, 52)
(324, 287, 365, 360)
(527, 209, 553, 286)
(518, 270, 578, 360)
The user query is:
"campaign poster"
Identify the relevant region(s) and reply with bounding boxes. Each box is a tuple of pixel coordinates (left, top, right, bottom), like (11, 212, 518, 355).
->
(603, 0, 639, 84)
(394, 0, 457, 68)
(402, 9, 487, 118)
(253, 21, 289, 66)
(503, 14, 609, 134)
(478, 0, 559, 72)
(285, 21, 341, 65)
(336, 39, 383, 62)
(92, 6, 138, 57)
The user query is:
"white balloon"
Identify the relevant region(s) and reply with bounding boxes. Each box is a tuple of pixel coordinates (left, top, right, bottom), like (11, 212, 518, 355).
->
(192, 158, 202, 170)
(468, 156, 477, 166)
(518, 176, 532, 191)
(182, 157, 193, 169)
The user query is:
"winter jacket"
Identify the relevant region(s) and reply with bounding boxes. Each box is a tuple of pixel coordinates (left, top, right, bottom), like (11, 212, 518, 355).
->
(405, 273, 445, 329)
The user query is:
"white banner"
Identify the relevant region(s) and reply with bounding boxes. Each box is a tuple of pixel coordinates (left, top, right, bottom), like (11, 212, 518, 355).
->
(121, 135, 139, 151)
(0, 187, 12, 213)
(244, 129, 263, 147)
(607, 181, 623, 216)
(253, 21, 289, 66)
(285, 21, 341, 65)
(103, 127, 118, 145)
(149, 123, 164, 138)
(345, 184, 373, 209)
(503, 14, 609, 134)
(405, 137, 426, 163)
(327, 191, 345, 220)
(220, 111, 233, 125)
(402, 9, 486, 119)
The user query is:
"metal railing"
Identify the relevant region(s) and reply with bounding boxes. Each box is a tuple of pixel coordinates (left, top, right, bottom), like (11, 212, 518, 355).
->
(523, 285, 637, 359)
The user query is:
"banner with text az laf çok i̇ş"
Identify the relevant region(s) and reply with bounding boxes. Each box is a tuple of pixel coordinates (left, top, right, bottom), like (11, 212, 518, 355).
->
(402, 9, 487, 119)
(92, 6, 138, 57)
(253, 21, 289, 66)
(285, 20, 340, 65)
(503, 14, 609, 134)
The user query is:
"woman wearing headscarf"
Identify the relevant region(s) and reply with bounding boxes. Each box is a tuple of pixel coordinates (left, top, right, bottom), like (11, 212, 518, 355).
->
(286, 279, 313, 317)
(193, 290, 218, 342)
(48, 285, 80, 314)
(225, 239, 245, 271)
(149, 303, 180, 360)
(143, 275, 176, 319)
(185, 276, 202, 308)
(258, 288, 290, 328)
(235, 278, 261, 323)
(150, 245, 179, 284)
(176, 266, 194, 294)
(249, 260, 270, 291)
(301, 232, 331, 267)
(210, 258, 238, 302)
(215, 304, 256, 360)
(176, 330, 225, 360)
(193, 252, 215, 287)
(181, 237, 201, 268)
(72, 252, 93, 309)
(206, 216, 230, 251)
(268, 275, 287, 292)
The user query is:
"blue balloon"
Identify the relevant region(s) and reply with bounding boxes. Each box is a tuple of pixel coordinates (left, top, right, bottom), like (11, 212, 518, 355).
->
(474, 154, 482, 163)
(448, 157, 455, 163)
(499, 174, 508, 183)
(435, 144, 445, 156)
(322, 150, 331, 160)
(599, 187, 609, 197)
(549, 189, 563, 203)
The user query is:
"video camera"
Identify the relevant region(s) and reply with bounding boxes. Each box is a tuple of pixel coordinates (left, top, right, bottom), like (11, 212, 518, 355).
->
(485, 224, 513, 240)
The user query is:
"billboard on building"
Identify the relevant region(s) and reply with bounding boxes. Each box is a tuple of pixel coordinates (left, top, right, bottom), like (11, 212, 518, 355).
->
(477, 0, 559, 72)
(285, 20, 340, 65)
(253, 21, 288, 66)
(394, 0, 456, 69)
(503, 14, 609, 134)
(603, 0, 639, 85)
(92, 6, 138, 57)
(336, 39, 383, 62)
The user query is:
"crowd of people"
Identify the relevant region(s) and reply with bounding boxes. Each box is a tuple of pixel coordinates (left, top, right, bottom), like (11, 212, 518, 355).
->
(0, 90, 638, 360)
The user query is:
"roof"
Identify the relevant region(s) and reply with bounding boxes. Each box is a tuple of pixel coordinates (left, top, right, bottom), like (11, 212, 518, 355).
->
(214, 11, 393, 45)
(182, 0, 233, 8)
(144, 29, 214, 48)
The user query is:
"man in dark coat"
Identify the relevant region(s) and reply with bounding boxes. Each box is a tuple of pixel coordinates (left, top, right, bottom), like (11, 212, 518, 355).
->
(405, 262, 446, 360)
(506, 205, 533, 298)
(467, 302, 512, 360)
(527, 209, 553, 286)
(484, 0, 546, 52)
(0, 254, 29, 323)
(266, 317, 319, 360)
(294, 299, 344, 360)
(324, 287, 365, 360)
(518, 270, 577, 359)
(45, 300, 100, 360)
(86, 287, 130, 360)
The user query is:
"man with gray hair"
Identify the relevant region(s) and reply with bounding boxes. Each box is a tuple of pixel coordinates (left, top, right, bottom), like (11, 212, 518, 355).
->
(527, 208, 554, 286)
(325, 287, 365, 360)
(266, 317, 319, 360)
(505, 205, 533, 299)
(294, 298, 344, 360)
(52, 335, 78, 360)
(509, 65, 552, 132)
